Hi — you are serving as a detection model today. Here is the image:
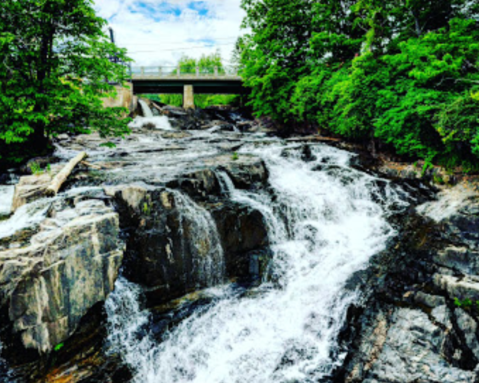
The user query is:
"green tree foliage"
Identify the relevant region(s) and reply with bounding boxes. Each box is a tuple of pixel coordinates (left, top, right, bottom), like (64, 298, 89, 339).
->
(241, 0, 479, 170)
(0, 0, 131, 169)
(241, 0, 318, 123)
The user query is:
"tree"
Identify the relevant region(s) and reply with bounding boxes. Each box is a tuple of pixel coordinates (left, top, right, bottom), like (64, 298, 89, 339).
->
(240, 0, 319, 125)
(0, 0, 132, 169)
(175, 51, 225, 75)
(240, 0, 479, 170)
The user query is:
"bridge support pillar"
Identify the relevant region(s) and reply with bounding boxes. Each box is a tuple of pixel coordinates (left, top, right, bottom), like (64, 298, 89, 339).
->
(183, 84, 195, 109)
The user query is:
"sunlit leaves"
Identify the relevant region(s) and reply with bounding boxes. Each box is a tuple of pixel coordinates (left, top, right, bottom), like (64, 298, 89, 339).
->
(0, 0, 132, 166)
(241, 0, 479, 169)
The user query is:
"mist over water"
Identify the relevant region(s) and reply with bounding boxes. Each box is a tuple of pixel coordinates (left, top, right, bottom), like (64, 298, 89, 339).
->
(106, 143, 408, 383)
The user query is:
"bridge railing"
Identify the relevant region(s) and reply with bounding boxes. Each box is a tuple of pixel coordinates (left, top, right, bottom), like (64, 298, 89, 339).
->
(130, 65, 241, 78)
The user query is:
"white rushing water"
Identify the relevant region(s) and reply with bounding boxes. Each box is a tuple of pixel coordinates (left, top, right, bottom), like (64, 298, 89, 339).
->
(173, 190, 226, 287)
(106, 143, 407, 383)
(138, 99, 154, 118)
(0, 186, 14, 218)
(128, 116, 175, 131)
(130, 100, 176, 131)
(0, 198, 53, 240)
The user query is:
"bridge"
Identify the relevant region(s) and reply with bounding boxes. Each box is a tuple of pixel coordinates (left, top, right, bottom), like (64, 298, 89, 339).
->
(129, 66, 245, 109)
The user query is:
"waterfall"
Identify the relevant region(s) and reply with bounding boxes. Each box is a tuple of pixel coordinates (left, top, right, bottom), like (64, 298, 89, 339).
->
(172, 190, 226, 287)
(106, 143, 407, 383)
(0, 186, 14, 218)
(0, 198, 53, 240)
(131, 99, 177, 131)
(138, 99, 154, 118)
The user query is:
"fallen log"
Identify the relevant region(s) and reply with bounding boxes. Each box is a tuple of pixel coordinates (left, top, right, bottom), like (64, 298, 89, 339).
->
(45, 151, 87, 197)
(151, 103, 163, 112)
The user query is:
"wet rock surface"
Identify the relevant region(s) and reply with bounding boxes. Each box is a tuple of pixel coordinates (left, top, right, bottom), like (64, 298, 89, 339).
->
(0, 111, 274, 382)
(3, 106, 479, 383)
(0, 194, 124, 356)
(334, 183, 479, 383)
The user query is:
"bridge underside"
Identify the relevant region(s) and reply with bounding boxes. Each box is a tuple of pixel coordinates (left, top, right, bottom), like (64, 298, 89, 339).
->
(131, 79, 245, 95)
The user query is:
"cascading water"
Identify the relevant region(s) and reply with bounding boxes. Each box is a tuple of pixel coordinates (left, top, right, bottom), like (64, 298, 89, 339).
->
(106, 143, 408, 383)
(0, 186, 14, 218)
(172, 190, 226, 287)
(0, 198, 53, 239)
(138, 99, 154, 118)
(130, 100, 176, 131)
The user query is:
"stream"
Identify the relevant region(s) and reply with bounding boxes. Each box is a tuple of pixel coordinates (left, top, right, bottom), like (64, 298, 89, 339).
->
(105, 136, 408, 382)
(0, 110, 415, 382)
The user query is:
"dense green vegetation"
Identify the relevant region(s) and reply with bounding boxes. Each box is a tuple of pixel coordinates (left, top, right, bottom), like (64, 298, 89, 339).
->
(240, 0, 479, 170)
(146, 53, 239, 108)
(0, 0, 131, 170)
(144, 93, 239, 108)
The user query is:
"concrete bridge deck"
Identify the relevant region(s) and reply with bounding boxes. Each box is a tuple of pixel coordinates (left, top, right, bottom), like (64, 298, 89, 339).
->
(129, 66, 245, 107)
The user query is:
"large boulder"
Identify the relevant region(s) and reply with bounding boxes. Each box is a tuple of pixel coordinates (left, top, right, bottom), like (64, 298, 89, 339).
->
(108, 185, 225, 304)
(210, 200, 269, 281)
(107, 184, 269, 304)
(0, 197, 124, 354)
(342, 306, 476, 383)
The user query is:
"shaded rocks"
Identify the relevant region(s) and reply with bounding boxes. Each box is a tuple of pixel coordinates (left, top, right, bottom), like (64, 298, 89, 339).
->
(108, 183, 269, 305)
(205, 154, 269, 190)
(166, 169, 222, 199)
(210, 201, 269, 282)
(342, 307, 475, 383)
(0, 197, 124, 355)
(108, 185, 224, 304)
(165, 155, 268, 198)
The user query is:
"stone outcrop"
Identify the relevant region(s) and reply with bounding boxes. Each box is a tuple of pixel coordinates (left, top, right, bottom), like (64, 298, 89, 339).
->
(0, 195, 124, 355)
(106, 180, 269, 305)
(335, 183, 479, 383)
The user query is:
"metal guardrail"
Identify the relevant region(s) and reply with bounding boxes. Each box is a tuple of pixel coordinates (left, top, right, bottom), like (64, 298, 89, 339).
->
(130, 65, 241, 79)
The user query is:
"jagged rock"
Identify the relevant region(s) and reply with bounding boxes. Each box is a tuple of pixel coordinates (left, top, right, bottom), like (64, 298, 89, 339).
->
(204, 154, 268, 190)
(210, 200, 269, 280)
(108, 184, 269, 304)
(166, 169, 222, 198)
(413, 291, 446, 309)
(109, 186, 224, 303)
(0, 198, 123, 354)
(455, 308, 479, 360)
(433, 274, 479, 302)
(346, 308, 475, 383)
(434, 246, 479, 275)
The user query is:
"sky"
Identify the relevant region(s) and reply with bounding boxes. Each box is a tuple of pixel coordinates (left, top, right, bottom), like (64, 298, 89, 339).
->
(94, 0, 246, 69)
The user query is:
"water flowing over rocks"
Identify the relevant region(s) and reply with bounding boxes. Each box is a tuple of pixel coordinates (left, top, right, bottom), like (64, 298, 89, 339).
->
(334, 183, 479, 383)
(2, 105, 479, 382)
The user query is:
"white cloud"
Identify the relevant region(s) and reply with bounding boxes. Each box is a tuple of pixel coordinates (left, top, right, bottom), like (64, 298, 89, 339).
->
(94, 0, 246, 68)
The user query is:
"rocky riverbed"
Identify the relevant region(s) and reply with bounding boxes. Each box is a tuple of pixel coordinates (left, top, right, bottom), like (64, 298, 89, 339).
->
(1, 104, 479, 382)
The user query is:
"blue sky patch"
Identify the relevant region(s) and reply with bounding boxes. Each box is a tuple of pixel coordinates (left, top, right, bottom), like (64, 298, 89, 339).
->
(130, 1, 182, 21)
(187, 37, 215, 47)
(187, 1, 209, 16)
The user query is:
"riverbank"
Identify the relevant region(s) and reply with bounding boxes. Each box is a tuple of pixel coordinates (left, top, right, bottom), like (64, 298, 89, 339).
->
(1, 104, 479, 382)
